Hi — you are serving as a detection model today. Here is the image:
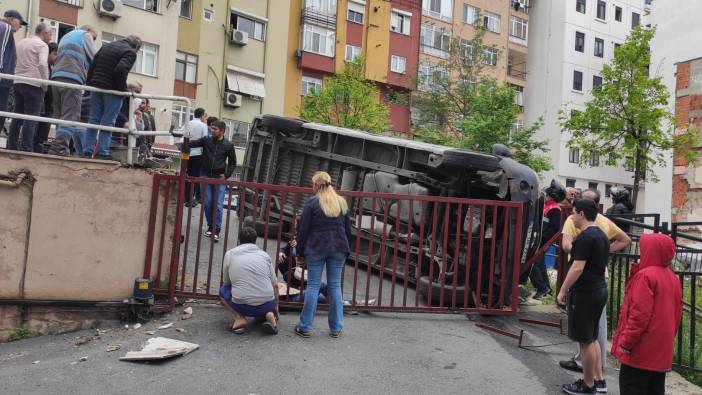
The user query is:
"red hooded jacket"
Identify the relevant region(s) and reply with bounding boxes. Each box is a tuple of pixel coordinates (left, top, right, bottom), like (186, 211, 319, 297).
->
(611, 233, 683, 372)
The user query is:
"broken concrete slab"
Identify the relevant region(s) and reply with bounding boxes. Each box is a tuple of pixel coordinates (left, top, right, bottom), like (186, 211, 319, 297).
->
(119, 337, 199, 362)
(183, 307, 192, 315)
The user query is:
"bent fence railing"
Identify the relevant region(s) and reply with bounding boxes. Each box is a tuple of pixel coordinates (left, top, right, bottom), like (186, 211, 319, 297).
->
(0, 72, 192, 165)
(144, 173, 525, 316)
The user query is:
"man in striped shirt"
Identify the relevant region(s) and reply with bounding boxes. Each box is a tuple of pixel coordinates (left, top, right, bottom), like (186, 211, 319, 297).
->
(0, 10, 26, 137)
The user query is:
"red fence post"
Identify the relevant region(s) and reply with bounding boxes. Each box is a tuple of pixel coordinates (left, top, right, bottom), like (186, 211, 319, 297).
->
(168, 137, 190, 310)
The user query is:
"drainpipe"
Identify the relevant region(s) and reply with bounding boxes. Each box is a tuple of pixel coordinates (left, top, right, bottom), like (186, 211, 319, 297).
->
(219, 15, 228, 118)
(260, 0, 269, 116)
(25, 0, 33, 38)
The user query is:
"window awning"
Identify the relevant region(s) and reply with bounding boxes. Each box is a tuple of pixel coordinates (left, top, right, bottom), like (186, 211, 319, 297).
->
(225, 66, 266, 98)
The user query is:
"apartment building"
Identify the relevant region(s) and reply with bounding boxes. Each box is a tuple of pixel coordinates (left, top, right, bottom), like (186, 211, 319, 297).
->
(417, 0, 530, 123)
(2, 0, 181, 131)
(282, 0, 421, 134)
(525, 0, 645, 210)
(175, 0, 291, 148)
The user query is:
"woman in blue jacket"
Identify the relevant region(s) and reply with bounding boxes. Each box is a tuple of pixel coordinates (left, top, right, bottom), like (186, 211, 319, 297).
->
(294, 171, 352, 338)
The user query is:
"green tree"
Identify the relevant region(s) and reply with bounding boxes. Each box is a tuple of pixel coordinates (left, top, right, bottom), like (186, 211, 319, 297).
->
(298, 59, 390, 133)
(559, 26, 698, 208)
(413, 27, 552, 174)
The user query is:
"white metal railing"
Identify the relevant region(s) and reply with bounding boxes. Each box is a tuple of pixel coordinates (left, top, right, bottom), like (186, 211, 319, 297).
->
(0, 73, 191, 165)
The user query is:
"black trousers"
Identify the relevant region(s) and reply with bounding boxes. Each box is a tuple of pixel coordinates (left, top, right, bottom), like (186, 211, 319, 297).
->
(529, 256, 551, 293)
(619, 364, 666, 395)
(184, 155, 203, 203)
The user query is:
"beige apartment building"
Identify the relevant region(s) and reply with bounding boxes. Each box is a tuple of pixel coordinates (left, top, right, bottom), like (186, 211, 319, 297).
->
(175, 0, 290, 148)
(2, 0, 181, 131)
(418, 0, 529, 124)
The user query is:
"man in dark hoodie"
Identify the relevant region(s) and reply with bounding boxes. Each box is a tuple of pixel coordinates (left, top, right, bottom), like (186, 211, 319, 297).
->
(611, 233, 682, 395)
(82, 35, 141, 160)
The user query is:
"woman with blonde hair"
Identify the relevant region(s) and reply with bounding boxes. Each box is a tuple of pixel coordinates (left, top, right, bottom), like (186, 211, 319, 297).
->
(294, 171, 352, 338)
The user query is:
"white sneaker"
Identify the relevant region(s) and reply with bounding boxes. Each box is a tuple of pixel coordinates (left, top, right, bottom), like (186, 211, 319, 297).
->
(204, 230, 212, 237)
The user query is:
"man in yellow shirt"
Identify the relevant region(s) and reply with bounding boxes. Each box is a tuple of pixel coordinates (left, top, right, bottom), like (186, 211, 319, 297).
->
(559, 188, 631, 393)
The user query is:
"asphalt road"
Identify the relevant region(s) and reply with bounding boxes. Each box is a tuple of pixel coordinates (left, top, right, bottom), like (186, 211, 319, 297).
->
(1, 304, 625, 395)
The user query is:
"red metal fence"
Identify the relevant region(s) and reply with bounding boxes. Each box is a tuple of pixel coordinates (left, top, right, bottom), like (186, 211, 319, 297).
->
(144, 174, 524, 315)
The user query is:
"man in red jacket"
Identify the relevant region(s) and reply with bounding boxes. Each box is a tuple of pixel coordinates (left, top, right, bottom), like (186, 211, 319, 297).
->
(611, 233, 682, 395)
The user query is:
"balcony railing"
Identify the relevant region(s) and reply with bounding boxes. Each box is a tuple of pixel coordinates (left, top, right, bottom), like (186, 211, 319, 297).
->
(301, 7, 336, 29)
(55, 0, 84, 7)
(507, 65, 527, 80)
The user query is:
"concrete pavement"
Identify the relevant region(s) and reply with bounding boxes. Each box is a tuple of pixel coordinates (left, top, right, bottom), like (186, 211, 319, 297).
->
(2, 304, 623, 395)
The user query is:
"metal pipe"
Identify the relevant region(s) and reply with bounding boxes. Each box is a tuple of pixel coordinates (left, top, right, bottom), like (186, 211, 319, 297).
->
(0, 299, 126, 307)
(0, 171, 27, 188)
(0, 111, 174, 136)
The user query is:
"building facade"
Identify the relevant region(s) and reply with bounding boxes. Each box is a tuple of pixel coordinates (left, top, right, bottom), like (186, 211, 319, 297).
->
(175, 0, 291, 147)
(281, 0, 421, 134)
(416, 0, 530, 125)
(525, 0, 645, 210)
(644, 0, 702, 225)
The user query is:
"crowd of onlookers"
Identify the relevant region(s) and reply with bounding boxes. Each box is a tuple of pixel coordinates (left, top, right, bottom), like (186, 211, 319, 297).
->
(518, 180, 683, 395)
(0, 9, 153, 160)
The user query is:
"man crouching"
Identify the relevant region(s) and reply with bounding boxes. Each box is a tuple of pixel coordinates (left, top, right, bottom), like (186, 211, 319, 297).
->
(219, 227, 279, 335)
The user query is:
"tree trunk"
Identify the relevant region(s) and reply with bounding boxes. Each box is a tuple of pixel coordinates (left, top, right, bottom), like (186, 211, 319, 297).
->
(631, 149, 643, 211)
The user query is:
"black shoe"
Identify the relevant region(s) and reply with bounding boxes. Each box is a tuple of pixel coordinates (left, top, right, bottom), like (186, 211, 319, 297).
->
(533, 289, 552, 300)
(47, 141, 71, 156)
(559, 358, 583, 373)
(294, 325, 311, 338)
(594, 379, 607, 393)
(330, 331, 341, 338)
(562, 379, 596, 395)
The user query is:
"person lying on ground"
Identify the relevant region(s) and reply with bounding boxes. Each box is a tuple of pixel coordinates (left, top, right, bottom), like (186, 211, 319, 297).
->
(218, 226, 279, 335)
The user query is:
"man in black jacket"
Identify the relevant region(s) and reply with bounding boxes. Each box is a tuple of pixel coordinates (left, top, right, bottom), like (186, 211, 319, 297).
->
(82, 35, 141, 159)
(188, 120, 236, 242)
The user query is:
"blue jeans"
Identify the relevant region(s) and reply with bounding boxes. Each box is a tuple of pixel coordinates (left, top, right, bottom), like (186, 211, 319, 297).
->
(219, 285, 275, 317)
(7, 83, 43, 152)
(73, 128, 86, 157)
(298, 251, 346, 333)
(203, 179, 225, 233)
(83, 92, 123, 156)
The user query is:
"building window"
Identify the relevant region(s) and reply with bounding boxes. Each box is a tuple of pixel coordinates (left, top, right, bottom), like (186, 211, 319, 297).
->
(569, 148, 580, 163)
(576, 0, 586, 13)
(588, 182, 599, 191)
(38, 18, 75, 43)
(575, 31, 585, 52)
(594, 37, 604, 57)
(614, 42, 621, 53)
(345, 44, 361, 61)
(203, 8, 214, 22)
(122, 0, 159, 12)
(418, 61, 448, 91)
(175, 51, 197, 83)
(514, 85, 524, 108)
(570, 109, 581, 119)
(391, 10, 411, 35)
(102, 33, 158, 77)
(509, 16, 528, 41)
(605, 184, 612, 197)
(301, 76, 322, 96)
(222, 118, 251, 146)
(592, 75, 602, 90)
(171, 104, 193, 129)
(631, 12, 640, 28)
(573, 70, 583, 91)
(306, 0, 337, 15)
(483, 48, 498, 66)
(614, 6, 622, 21)
(231, 13, 266, 41)
(566, 178, 576, 188)
(180, 0, 193, 18)
(460, 39, 474, 64)
(303, 24, 335, 57)
(422, 0, 453, 21)
(463, 4, 479, 25)
(390, 55, 406, 74)
(589, 152, 600, 166)
(420, 23, 451, 58)
(347, 1, 364, 24)
(596, 0, 606, 19)
(483, 12, 501, 33)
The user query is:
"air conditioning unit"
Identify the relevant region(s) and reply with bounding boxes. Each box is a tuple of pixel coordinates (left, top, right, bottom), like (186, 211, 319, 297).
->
(224, 92, 242, 108)
(229, 30, 249, 46)
(98, 0, 123, 19)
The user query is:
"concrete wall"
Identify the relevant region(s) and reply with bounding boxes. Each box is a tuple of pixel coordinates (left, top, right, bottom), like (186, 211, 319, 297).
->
(0, 151, 176, 302)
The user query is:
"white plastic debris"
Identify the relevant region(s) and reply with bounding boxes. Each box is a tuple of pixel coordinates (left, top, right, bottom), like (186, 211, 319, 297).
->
(119, 337, 199, 362)
(158, 323, 174, 330)
(175, 328, 185, 333)
(32, 360, 40, 364)
(133, 323, 142, 330)
(145, 331, 155, 335)
(106, 345, 121, 352)
(79, 356, 88, 362)
(183, 307, 193, 315)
